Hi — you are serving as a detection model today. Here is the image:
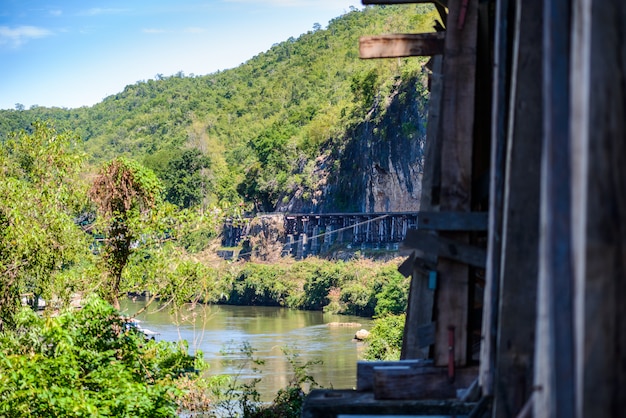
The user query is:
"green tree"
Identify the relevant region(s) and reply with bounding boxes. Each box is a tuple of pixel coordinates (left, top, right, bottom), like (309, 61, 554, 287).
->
(0, 122, 90, 330)
(89, 157, 163, 308)
(145, 148, 211, 209)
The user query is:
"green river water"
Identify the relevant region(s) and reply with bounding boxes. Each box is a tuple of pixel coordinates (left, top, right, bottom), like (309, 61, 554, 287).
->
(120, 299, 373, 401)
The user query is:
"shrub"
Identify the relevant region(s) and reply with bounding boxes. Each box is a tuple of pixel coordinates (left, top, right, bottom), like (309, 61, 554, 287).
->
(198, 257, 409, 316)
(301, 261, 343, 310)
(340, 282, 376, 316)
(363, 313, 406, 361)
(0, 297, 211, 417)
(228, 263, 294, 306)
(373, 271, 409, 317)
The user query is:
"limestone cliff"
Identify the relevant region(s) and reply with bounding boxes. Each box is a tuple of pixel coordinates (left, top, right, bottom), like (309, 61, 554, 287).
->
(278, 73, 427, 213)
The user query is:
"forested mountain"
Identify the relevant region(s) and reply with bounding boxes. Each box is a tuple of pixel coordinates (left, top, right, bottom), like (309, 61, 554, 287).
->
(0, 5, 436, 213)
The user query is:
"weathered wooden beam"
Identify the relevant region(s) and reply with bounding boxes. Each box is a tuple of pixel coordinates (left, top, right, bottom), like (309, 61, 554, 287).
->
(362, 0, 448, 7)
(398, 251, 437, 276)
(357, 360, 477, 400)
(357, 360, 431, 391)
(373, 366, 478, 400)
(359, 33, 445, 59)
(401, 230, 486, 268)
(490, 1, 543, 417)
(416, 322, 436, 348)
(397, 252, 416, 277)
(302, 390, 474, 418)
(435, 3, 448, 28)
(401, 54, 443, 360)
(571, 1, 626, 417)
(533, 0, 575, 417)
(435, 0, 479, 367)
(420, 55, 443, 208)
(417, 211, 488, 231)
(479, 0, 513, 396)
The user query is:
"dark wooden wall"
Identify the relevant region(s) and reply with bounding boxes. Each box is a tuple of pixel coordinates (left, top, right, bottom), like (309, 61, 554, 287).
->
(482, 0, 626, 417)
(304, 1, 626, 416)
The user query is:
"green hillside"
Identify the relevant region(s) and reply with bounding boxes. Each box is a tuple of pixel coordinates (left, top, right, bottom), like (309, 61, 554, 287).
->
(0, 5, 437, 212)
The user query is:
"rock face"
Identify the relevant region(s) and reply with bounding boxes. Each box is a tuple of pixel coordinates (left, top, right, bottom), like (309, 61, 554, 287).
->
(279, 74, 427, 213)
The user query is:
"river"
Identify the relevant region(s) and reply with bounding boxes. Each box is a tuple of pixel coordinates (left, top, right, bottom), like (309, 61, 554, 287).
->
(120, 299, 373, 401)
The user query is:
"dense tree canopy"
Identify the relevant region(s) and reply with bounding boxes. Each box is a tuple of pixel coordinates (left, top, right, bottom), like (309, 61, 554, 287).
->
(144, 148, 211, 209)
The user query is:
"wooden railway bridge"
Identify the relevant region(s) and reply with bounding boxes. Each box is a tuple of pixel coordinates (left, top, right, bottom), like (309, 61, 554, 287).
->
(222, 212, 417, 251)
(222, 211, 488, 259)
(302, 0, 626, 417)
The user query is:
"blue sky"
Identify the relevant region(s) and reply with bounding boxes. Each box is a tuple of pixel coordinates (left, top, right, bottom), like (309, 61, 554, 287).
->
(0, 1, 362, 110)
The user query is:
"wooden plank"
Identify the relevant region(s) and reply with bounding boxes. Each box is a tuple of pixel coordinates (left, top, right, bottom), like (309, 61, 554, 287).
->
(491, 1, 543, 416)
(416, 322, 436, 348)
(359, 33, 445, 59)
(356, 360, 431, 391)
(478, 0, 513, 396)
(373, 366, 478, 400)
(397, 251, 416, 277)
(476, 5, 509, 380)
(401, 55, 443, 360)
(533, 0, 575, 417)
(402, 229, 486, 268)
(571, 1, 626, 417)
(433, 0, 478, 368)
(477, 0, 503, 398)
(363, 0, 448, 6)
(419, 55, 443, 209)
(417, 211, 488, 231)
(401, 264, 436, 358)
(302, 390, 474, 418)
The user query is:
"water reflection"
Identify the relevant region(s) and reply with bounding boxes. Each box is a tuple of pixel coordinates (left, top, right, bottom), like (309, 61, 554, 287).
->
(120, 299, 372, 401)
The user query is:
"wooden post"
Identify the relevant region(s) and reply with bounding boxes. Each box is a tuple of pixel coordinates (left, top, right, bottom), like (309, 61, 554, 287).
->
(402, 55, 442, 359)
(479, 0, 514, 395)
(491, 1, 543, 416)
(434, 0, 478, 367)
(571, 1, 626, 417)
(533, 0, 575, 417)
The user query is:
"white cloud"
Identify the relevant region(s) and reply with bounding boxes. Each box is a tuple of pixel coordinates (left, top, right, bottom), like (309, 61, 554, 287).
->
(79, 8, 129, 16)
(0, 26, 53, 47)
(143, 28, 167, 34)
(184, 27, 207, 34)
(50, 9, 63, 17)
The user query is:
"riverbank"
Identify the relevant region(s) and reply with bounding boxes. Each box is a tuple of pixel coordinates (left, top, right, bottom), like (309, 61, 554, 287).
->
(138, 257, 409, 319)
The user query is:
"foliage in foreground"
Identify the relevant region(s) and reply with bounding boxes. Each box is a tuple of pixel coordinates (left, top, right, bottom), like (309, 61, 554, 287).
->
(213, 342, 321, 418)
(363, 313, 406, 361)
(0, 297, 213, 417)
(0, 122, 92, 331)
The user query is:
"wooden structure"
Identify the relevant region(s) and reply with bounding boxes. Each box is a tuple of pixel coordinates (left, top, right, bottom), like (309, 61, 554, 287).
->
(223, 211, 487, 259)
(303, 0, 626, 417)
